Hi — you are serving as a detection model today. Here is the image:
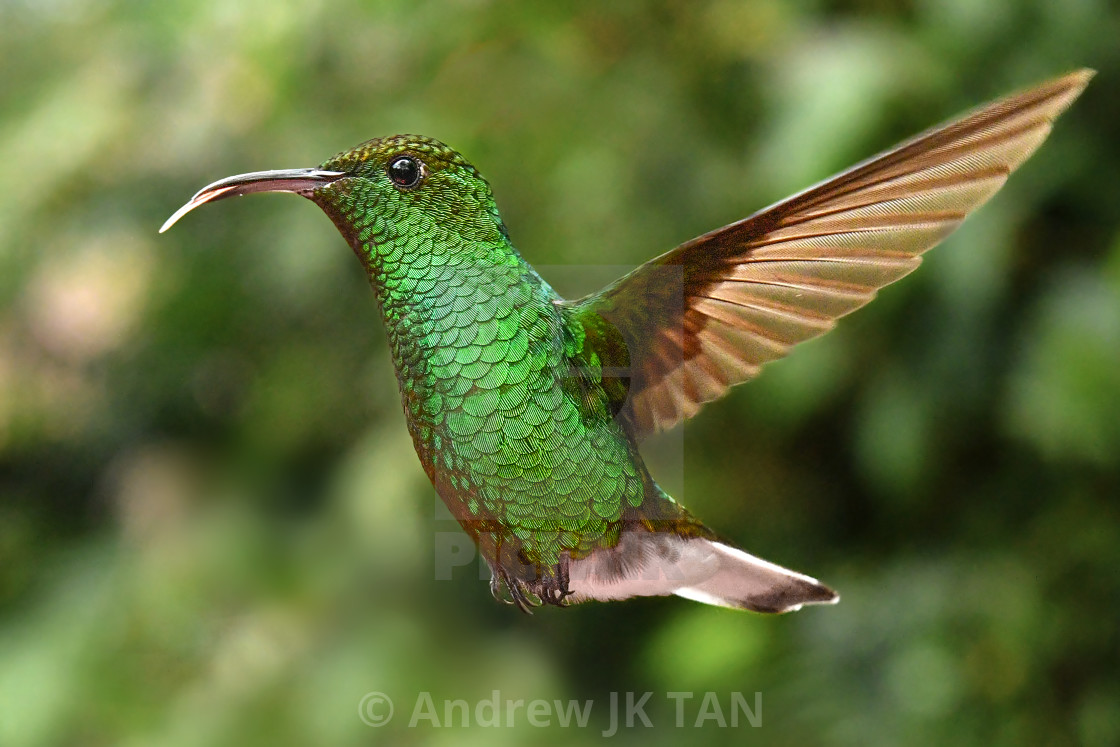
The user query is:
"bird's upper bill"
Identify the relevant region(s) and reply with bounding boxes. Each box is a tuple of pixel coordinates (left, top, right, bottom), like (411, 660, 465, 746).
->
(159, 168, 346, 233)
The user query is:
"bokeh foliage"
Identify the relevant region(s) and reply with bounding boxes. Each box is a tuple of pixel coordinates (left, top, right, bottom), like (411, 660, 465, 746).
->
(1, 1, 1118, 745)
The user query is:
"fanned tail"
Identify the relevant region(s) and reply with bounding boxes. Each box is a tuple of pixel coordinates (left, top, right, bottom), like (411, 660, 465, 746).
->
(567, 528, 837, 613)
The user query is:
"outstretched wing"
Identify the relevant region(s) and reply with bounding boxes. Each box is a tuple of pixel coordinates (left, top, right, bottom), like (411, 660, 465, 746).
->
(567, 70, 1092, 438)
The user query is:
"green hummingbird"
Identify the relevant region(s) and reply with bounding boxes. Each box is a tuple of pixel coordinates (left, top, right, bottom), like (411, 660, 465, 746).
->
(162, 70, 1090, 613)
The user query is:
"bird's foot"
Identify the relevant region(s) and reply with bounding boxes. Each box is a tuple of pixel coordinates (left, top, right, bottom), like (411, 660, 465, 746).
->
(488, 559, 573, 614)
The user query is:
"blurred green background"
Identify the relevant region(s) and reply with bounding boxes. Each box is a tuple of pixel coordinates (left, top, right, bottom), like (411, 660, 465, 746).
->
(1, 1, 1118, 745)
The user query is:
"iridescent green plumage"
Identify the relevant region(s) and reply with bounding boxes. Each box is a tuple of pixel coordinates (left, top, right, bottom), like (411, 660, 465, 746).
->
(313, 136, 702, 604)
(162, 71, 1090, 613)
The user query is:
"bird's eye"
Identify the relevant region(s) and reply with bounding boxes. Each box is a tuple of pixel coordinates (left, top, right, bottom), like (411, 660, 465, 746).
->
(388, 156, 423, 188)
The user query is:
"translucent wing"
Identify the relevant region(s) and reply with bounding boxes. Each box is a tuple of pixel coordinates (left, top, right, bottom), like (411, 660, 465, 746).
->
(568, 70, 1092, 437)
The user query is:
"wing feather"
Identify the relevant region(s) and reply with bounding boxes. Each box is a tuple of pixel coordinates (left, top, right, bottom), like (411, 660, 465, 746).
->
(568, 70, 1092, 437)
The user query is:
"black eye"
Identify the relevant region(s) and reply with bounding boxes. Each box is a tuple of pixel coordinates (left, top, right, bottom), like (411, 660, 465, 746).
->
(388, 156, 423, 188)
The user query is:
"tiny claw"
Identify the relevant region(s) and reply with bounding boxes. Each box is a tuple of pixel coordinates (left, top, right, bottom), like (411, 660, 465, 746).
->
(508, 583, 536, 616)
(487, 568, 540, 613)
(490, 573, 513, 605)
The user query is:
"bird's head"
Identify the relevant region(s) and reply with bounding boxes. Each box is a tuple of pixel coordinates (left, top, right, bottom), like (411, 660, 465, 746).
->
(161, 135, 509, 251)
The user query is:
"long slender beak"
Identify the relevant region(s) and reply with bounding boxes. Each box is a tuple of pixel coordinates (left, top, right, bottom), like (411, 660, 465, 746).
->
(160, 168, 347, 233)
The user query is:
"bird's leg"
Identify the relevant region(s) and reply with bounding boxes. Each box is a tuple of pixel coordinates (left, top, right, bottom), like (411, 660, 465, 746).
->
(521, 558, 574, 608)
(485, 539, 574, 611)
(485, 560, 540, 614)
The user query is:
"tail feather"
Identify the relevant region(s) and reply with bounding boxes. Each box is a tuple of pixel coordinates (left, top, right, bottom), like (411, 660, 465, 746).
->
(670, 540, 838, 613)
(567, 530, 838, 613)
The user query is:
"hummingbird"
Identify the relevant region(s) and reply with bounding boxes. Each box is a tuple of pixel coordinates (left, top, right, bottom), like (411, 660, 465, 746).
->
(162, 70, 1090, 613)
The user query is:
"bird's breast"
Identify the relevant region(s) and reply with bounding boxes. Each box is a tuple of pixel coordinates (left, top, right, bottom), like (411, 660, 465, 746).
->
(368, 248, 647, 563)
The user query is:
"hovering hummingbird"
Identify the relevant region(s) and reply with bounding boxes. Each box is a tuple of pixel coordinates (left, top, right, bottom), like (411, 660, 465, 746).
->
(163, 70, 1091, 613)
